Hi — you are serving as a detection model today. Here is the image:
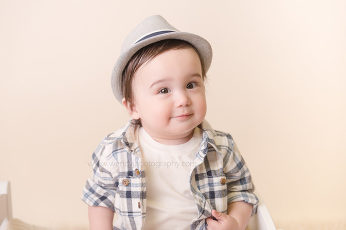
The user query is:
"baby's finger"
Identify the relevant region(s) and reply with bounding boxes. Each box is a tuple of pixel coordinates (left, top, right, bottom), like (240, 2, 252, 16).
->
(206, 217, 219, 229)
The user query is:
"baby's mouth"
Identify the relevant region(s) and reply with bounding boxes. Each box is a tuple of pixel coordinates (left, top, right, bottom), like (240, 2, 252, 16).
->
(173, 113, 193, 120)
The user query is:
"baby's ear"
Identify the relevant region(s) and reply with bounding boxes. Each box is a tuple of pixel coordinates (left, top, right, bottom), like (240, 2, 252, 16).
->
(122, 98, 140, 120)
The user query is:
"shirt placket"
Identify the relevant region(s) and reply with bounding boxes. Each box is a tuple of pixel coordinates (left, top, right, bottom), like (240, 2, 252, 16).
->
(121, 125, 146, 230)
(189, 134, 214, 224)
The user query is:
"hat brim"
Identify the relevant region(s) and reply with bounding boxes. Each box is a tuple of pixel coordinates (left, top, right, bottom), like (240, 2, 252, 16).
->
(111, 31, 212, 102)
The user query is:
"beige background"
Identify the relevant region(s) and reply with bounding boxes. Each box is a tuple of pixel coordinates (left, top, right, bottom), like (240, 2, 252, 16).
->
(1, 0, 345, 229)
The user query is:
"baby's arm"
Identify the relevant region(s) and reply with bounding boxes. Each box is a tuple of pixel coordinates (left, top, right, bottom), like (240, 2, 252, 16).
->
(88, 206, 114, 230)
(82, 140, 118, 230)
(206, 136, 258, 229)
(206, 201, 252, 230)
(227, 201, 252, 229)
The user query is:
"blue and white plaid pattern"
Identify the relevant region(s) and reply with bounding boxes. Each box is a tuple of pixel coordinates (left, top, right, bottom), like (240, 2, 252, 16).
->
(82, 120, 259, 230)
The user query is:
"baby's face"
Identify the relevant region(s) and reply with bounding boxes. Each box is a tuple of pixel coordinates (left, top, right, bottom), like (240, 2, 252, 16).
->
(128, 47, 207, 144)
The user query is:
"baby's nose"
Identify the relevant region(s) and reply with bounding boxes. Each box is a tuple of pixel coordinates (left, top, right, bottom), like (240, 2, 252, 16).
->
(175, 90, 191, 107)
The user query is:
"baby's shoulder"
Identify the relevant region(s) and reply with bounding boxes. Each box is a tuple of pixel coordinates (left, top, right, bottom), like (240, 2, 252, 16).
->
(201, 121, 234, 147)
(210, 129, 235, 147)
(93, 125, 128, 158)
(101, 127, 126, 144)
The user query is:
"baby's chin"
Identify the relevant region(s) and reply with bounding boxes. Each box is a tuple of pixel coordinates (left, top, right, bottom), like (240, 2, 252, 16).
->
(168, 128, 197, 138)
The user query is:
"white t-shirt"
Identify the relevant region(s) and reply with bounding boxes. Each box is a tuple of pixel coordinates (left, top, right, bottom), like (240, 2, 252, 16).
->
(139, 127, 202, 230)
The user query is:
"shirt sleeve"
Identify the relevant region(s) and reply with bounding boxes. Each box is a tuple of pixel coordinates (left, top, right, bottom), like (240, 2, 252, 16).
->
(223, 135, 259, 215)
(81, 140, 118, 212)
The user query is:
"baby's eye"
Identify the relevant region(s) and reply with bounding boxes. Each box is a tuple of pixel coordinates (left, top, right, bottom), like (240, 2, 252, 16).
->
(186, 82, 197, 89)
(159, 88, 170, 94)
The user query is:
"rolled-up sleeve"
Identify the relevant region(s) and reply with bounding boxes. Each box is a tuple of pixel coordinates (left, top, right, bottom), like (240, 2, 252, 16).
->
(224, 136, 259, 215)
(81, 141, 117, 211)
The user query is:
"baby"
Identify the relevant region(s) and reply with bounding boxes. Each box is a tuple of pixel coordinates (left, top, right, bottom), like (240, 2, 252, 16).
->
(82, 15, 259, 230)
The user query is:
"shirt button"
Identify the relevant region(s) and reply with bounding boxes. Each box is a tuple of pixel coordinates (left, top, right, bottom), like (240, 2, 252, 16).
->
(135, 169, 140, 176)
(122, 179, 130, 186)
(138, 201, 141, 209)
(220, 177, 226, 185)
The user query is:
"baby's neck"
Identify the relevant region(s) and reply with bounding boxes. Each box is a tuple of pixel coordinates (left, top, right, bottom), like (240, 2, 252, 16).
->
(147, 131, 194, 145)
(153, 136, 192, 145)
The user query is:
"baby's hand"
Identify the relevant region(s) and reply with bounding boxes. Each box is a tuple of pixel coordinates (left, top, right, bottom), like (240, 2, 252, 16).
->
(206, 209, 240, 230)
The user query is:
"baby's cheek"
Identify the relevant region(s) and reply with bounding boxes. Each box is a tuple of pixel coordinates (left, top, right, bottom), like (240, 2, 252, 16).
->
(154, 109, 171, 125)
(197, 100, 207, 117)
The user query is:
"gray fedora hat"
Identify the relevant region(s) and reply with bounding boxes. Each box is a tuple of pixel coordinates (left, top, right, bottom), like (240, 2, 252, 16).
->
(111, 15, 213, 102)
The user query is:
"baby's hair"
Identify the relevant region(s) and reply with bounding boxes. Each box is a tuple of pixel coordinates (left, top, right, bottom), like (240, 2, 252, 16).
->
(121, 39, 206, 104)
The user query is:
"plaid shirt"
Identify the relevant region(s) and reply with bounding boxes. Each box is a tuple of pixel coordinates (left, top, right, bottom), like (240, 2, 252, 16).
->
(82, 120, 258, 230)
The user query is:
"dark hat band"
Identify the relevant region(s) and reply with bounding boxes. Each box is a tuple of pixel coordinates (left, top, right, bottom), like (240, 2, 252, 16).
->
(135, 30, 175, 43)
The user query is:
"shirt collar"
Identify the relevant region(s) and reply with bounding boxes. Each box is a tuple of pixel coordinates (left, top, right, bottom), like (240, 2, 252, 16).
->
(201, 120, 221, 150)
(119, 119, 140, 153)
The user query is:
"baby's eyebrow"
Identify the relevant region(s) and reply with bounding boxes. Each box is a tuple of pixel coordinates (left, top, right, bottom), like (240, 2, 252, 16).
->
(189, 73, 202, 79)
(149, 73, 202, 88)
(150, 78, 172, 88)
